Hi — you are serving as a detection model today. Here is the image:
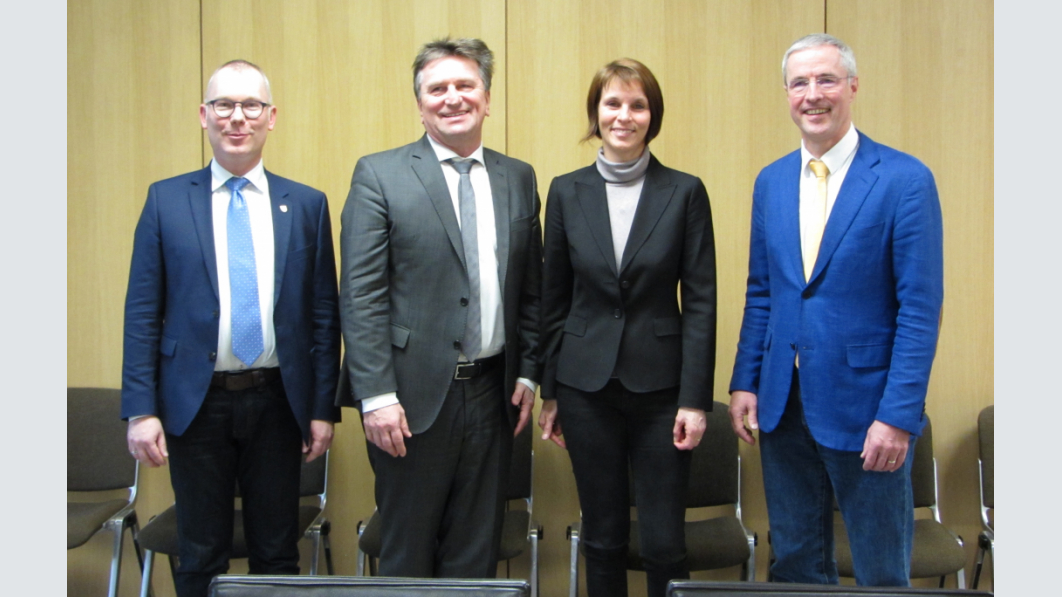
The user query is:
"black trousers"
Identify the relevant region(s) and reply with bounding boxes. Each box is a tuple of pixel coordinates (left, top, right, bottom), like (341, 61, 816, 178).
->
(558, 379, 691, 597)
(367, 366, 512, 578)
(166, 375, 303, 597)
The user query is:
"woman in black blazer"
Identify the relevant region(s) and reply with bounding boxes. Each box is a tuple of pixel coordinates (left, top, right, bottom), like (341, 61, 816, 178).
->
(538, 59, 717, 597)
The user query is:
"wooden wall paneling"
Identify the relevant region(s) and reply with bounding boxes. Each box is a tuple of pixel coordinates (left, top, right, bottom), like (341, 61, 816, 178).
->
(67, 0, 201, 595)
(200, 0, 508, 578)
(507, 1, 825, 589)
(829, 0, 994, 588)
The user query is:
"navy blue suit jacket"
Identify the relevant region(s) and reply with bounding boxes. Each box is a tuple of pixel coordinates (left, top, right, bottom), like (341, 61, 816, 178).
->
(729, 132, 943, 451)
(121, 166, 341, 438)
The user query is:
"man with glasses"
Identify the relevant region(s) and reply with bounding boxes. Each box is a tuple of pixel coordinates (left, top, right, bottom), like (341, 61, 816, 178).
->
(122, 59, 340, 597)
(729, 34, 943, 586)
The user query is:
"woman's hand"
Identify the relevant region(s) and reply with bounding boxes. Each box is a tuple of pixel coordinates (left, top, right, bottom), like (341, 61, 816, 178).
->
(673, 407, 707, 450)
(538, 399, 567, 449)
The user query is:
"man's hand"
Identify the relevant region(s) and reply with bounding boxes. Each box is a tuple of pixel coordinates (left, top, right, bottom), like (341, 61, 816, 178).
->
(673, 407, 707, 451)
(538, 398, 566, 449)
(363, 403, 412, 457)
(861, 420, 911, 472)
(127, 416, 168, 467)
(729, 391, 759, 446)
(303, 420, 334, 462)
(512, 382, 535, 436)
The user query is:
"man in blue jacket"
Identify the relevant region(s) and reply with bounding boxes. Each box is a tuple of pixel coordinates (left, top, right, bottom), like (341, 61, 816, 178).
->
(122, 60, 340, 597)
(729, 34, 943, 586)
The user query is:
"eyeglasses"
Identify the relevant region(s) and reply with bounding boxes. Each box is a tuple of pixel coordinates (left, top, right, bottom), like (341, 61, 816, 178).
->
(786, 76, 852, 97)
(205, 99, 270, 119)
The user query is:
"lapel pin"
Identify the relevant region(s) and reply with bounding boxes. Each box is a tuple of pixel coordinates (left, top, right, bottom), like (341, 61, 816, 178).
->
(280, 205, 288, 213)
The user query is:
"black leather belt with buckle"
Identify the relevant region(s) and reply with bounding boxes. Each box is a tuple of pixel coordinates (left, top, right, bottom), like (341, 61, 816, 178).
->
(454, 353, 504, 381)
(210, 368, 282, 391)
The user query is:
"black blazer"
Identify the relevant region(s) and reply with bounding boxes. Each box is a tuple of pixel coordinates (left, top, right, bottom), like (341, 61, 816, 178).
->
(541, 155, 716, 410)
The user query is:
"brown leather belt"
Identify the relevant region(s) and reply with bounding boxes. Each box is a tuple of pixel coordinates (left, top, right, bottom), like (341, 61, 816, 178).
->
(454, 353, 505, 381)
(210, 368, 282, 391)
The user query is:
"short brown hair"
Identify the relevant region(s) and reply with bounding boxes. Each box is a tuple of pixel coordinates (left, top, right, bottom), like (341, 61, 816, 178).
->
(583, 58, 664, 144)
(412, 37, 494, 100)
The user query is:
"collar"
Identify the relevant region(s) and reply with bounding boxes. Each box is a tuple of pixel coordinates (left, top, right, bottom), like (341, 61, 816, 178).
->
(210, 158, 268, 193)
(596, 147, 651, 183)
(800, 124, 859, 175)
(425, 134, 485, 166)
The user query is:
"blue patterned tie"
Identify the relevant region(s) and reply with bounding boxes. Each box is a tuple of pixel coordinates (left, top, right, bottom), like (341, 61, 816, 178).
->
(449, 158, 481, 361)
(226, 177, 264, 366)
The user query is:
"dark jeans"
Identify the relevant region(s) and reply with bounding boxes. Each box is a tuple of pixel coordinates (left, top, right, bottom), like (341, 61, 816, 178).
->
(166, 374, 303, 597)
(761, 368, 915, 586)
(558, 379, 691, 597)
(367, 367, 512, 578)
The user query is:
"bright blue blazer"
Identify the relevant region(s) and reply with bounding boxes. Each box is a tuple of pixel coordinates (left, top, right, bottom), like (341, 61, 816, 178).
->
(121, 167, 341, 438)
(729, 132, 943, 451)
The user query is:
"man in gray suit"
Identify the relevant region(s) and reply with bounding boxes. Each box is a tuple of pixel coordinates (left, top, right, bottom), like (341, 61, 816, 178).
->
(338, 37, 542, 578)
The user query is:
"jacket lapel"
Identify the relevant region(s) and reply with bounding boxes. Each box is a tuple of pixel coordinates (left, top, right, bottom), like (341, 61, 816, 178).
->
(188, 167, 220, 301)
(411, 135, 466, 269)
(574, 166, 618, 277)
(620, 156, 674, 274)
(808, 134, 880, 285)
(778, 153, 805, 284)
(266, 171, 293, 303)
(485, 148, 511, 294)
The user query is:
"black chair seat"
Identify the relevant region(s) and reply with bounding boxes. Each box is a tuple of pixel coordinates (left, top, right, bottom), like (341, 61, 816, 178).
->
(139, 504, 325, 558)
(68, 500, 132, 549)
(499, 510, 531, 561)
(834, 519, 965, 579)
(360, 508, 531, 561)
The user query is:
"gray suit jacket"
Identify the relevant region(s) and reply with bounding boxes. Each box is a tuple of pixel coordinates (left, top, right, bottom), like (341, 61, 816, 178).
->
(337, 135, 542, 433)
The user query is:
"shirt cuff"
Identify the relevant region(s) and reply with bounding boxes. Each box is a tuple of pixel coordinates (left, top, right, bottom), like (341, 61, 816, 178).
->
(361, 392, 399, 413)
(517, 378, 538, 394)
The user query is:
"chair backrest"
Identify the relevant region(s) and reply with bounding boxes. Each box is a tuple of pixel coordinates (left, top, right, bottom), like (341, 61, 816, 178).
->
(68, 387, 137, 492)
(667, 580, 992, 597)
(687, 401, 740, 508)
(210, 575, 530, 596)
(910, 416, 936, 510)
(978, 405, 993, 510)
(506, 425, 532, 501)
(630, 401, 739, 509)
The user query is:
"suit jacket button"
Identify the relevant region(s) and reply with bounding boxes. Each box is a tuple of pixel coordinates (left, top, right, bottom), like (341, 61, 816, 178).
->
(453, 340, 462, 350)
(212, 310, 219, 318)
(613, 309, 623, 319)
(620, 280, 631, 289)
(460, 298, 469, 306)
(208, 351, 217, 361)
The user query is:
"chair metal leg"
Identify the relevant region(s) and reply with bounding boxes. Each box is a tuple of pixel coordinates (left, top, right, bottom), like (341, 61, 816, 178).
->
(956, 567, 966, 590)
(567, 525, 580, 597)
(107, 522, 126, 597)
(745, 532, 757, 581)
(530, 527, 540, 597)
(322, 521, 334, 575)
(309, 530, 320, 575)
(139, 549, 155, 597)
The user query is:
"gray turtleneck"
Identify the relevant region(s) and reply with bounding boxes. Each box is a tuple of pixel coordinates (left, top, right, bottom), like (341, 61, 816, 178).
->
(596, 147, 650, 269)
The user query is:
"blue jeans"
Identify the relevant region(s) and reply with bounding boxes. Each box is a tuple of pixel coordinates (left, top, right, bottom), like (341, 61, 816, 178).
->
(760, 369, 914, 586)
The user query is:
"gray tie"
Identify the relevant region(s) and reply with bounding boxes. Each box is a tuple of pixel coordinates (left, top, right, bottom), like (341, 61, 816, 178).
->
(450, 158, 481, 361)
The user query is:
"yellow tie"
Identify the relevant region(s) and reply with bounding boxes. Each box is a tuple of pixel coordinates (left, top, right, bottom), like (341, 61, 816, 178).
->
(804, 159, 830, 283)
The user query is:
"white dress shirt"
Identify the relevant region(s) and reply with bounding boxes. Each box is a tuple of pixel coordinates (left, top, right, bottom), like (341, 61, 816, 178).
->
(799, 123, 860, 266)
(210, 159, 279, 372)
